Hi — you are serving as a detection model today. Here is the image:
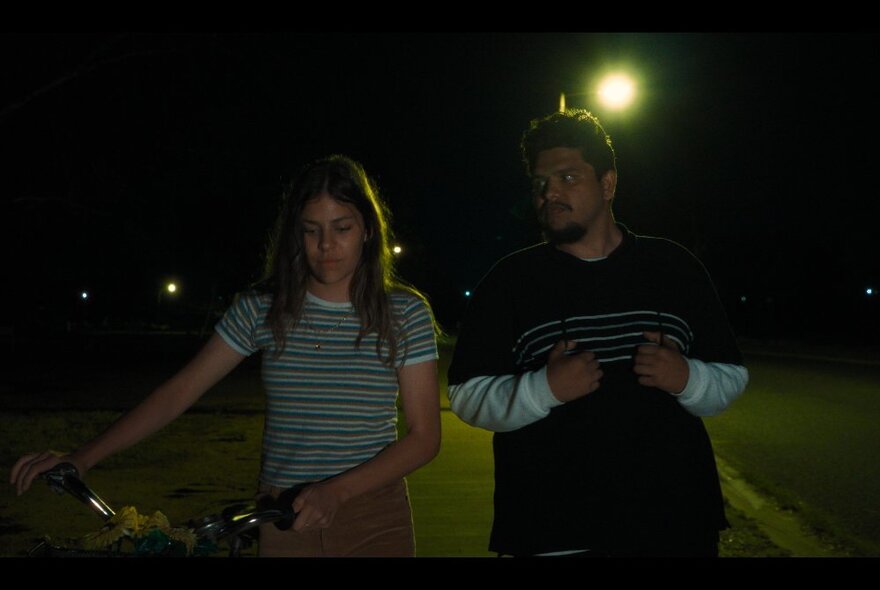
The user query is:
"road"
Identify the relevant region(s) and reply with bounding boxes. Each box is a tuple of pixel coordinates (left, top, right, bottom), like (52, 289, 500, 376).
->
(705, 352, 880, 555)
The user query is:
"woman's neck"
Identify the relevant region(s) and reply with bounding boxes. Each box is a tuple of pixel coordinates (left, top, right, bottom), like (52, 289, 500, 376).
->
(306, 278, 351, 303)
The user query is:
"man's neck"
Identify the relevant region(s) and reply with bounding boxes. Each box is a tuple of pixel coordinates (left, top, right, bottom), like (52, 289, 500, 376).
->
(554, 221, 623, 260)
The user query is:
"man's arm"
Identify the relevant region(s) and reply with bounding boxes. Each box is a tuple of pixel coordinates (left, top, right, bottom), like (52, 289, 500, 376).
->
(674, 359, 748, 416)
(641, 240, 749, 417)
(634, 330, 748, 418)
(450, 341, 603, 432)
(449, 369, 560, 433)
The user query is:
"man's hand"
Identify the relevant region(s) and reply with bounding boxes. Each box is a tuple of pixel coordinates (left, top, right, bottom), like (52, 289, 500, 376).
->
(633, 331, 689, 394)
(546, 340, 603, 402)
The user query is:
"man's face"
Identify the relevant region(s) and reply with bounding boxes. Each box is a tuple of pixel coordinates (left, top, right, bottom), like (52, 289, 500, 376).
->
(531, 147, 616, 245)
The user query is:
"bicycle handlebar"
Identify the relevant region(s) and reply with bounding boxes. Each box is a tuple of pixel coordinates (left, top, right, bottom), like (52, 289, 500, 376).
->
(42, 462, 116, 521)
(40, 463, 305, 555)
(192, 482, 305, 540)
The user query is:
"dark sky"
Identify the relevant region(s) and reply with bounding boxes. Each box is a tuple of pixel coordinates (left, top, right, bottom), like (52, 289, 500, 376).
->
(2, 33, 878, 342)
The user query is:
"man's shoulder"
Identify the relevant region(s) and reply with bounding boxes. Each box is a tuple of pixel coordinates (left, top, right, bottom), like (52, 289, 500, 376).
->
(626, 231, 715, 285)
(630, 232, 703, 265)
(488, 242, 554, 273)
(468, 243, 553, 298)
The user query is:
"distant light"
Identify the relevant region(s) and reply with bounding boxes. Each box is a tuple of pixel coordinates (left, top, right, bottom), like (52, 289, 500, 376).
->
(392, 245, 402, 255)
(597, 74, 636, 110)
(868, 288, 874, 296)
(166, 283, 177, 294)
(464, 290, 471, 298)
(81, 291, 89, 300)
(740, 295, 747, 303)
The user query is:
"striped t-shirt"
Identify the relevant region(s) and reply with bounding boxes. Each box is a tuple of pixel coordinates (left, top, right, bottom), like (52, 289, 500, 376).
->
(216, 289, 437, 487)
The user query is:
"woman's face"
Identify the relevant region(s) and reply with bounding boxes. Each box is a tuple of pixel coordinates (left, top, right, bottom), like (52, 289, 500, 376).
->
(300, 192, 367, 302)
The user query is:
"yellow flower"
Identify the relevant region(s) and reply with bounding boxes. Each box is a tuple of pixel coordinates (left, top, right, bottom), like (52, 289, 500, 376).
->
(80, 505, 197, 555)
(82, 525, 125, 550)
(165, 527, 197, 555)
(144, 510, 171, 531)
(81, 506, 140, 549)
(81, 508, 133, 550)
(113, 506, 140, 531)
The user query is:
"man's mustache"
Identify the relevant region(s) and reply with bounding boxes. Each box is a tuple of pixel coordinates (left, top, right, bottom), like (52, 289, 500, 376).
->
(539, 201, 572, 216)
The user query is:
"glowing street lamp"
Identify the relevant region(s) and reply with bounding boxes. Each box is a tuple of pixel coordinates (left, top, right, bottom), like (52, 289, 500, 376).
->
(597, 73, 636, 110)
(392, 245, 403, 255)
(157, 280, 180, 306)
(559, 71, 638, 114)
(156, 280, 180, 327)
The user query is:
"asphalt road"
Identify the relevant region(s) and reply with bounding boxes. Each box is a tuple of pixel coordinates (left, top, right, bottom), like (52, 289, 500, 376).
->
(705, 351, 880, 555)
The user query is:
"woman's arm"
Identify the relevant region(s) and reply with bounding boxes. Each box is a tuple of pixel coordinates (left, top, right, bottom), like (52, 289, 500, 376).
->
(290, 359, 441, 531)
(10, 333, 246, 495)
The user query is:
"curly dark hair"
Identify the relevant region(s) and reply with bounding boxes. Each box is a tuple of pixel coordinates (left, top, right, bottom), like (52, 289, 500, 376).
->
(521, 110, 616, 181)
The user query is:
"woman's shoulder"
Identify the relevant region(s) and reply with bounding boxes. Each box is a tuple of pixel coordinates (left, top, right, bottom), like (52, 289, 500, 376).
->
(389, 286, 432, 312)
(226, 289, 274, 316)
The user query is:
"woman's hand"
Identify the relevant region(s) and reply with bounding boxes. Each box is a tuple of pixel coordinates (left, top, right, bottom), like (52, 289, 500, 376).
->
(10, 451, 85, 496)
(291, 480, 349, 532)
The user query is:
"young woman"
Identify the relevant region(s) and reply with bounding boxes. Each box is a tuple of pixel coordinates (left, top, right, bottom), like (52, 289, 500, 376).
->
(10, 155, 441, 557)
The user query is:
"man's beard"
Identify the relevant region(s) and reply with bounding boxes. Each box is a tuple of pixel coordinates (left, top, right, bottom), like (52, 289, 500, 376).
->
(542, 223, 587, 245)
(538, 206, 587, 245)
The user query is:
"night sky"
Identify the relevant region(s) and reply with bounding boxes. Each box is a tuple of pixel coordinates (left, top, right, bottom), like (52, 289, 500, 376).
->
(2, 33, 878, 344)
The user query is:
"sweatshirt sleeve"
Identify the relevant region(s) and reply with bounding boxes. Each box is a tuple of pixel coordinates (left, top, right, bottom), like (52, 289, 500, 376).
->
(448, 367, 564, 432)
(673, 358, 748, 416)
(448, 256, 544, 431)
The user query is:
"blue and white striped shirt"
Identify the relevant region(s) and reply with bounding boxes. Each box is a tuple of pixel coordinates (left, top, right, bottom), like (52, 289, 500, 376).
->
(216, 290, 437, 487)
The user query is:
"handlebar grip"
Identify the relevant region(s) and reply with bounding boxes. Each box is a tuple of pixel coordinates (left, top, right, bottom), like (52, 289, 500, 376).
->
(270, 483, 309, 531)
(42, 462, 80, 494)
(42, 461, 116, 520)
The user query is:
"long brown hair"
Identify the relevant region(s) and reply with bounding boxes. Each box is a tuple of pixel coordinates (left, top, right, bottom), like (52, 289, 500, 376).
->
(261, 154, 429, 364)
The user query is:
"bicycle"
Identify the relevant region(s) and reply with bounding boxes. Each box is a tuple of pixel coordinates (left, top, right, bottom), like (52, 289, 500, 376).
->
(30, 462, 305, 557)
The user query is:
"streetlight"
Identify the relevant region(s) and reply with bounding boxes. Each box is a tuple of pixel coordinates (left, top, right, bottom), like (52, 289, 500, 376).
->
(559, 71, 638, 114)
(597, 73, 636, 110)
(158, 280, 179, 304)
(156, 279, 181, 328)
(392, 245, 403, 255)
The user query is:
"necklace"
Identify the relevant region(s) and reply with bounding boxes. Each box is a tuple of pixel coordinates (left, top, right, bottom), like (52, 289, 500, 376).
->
(303, 311, 351, 350)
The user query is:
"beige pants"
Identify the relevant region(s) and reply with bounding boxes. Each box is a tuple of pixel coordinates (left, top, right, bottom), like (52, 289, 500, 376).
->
(257, 479, 416, 557)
